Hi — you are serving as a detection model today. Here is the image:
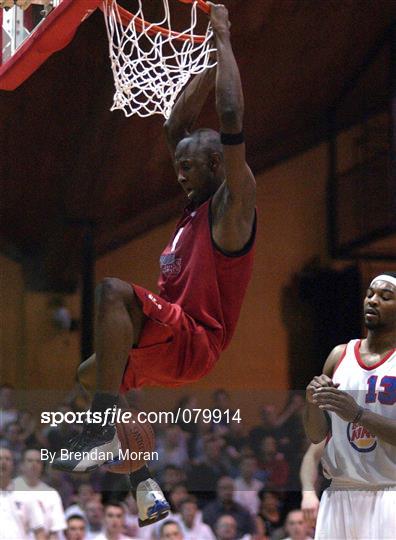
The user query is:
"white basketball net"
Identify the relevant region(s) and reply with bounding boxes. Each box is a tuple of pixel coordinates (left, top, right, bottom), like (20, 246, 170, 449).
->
(103, 0, 217, 118)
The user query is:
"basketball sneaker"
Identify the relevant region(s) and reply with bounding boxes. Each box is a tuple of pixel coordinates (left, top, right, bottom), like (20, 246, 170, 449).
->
(52, 420, 121, 473)
(136, 478, 170, 527)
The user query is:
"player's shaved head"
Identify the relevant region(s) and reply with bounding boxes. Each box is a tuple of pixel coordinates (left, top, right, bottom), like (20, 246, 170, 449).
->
(190, 128, 223, 157)
(177, 129, 223, 161)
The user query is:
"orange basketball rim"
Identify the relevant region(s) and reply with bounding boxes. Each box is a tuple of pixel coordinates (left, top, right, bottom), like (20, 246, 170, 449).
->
(101, 0, 211, 43)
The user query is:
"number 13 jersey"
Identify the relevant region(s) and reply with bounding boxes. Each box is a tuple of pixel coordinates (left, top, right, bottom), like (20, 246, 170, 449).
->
(322, 339, 396, 487)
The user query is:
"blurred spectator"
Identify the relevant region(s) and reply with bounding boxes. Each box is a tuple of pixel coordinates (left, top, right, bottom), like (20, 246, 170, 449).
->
(159, 520, 184, 540)
(0, 447, 46, 540)
(65, 515, 87, 540)
(0, 420, 25, 465)
(174, 395, 199, 459)
(214, 514, 252, 540)
(121, 493, 140, 538)
(160, 465, 187, 492)
(282, 510, 312, 540)
(189, 417, 213, 462)
(178, 496, 215, 540)
(65, 483, 98, 519)
(249, 395, 305, 464)
(268, 395, 305, 435)
(168, 484, 189, 513)
(0, 384, 18, 436)
(44, 468, 75, 509)
(187, 435, 230, 506)
(202, 476, 255, 538)
(248, 407, 277, 455)
(18, 411, 47, 448)
(85, 499, 105, 539)
(14, 448, 67, 539)
(224, 420, 249, 460)
(257, 436, 289, 490)
(253, 515, 269, 540)
(273, 395, 306, 493)
(92, 502, 132, 540)
(157, 425, 189, 469)
(233, 456, 264, 515)
(211, 389, 234, 436)
(256, 491, 283, 539)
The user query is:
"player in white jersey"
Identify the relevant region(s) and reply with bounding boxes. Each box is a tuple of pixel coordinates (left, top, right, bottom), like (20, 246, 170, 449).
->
(303, 272, 396, 539)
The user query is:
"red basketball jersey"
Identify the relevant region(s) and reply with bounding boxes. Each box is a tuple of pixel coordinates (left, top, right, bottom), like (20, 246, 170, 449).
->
(158, 199, 256, 355)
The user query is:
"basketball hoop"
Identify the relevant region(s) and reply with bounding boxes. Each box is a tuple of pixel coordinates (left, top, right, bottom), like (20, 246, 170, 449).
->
(102, 0, 217, 119)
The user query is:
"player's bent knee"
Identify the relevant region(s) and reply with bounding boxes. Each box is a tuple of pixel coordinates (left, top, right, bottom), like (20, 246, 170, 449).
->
(96, 277, 135, 306)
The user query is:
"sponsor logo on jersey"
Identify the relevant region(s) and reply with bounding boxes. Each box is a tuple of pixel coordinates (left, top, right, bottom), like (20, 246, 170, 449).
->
(347, 422, 377, 452)
(160, 253, 181, 277)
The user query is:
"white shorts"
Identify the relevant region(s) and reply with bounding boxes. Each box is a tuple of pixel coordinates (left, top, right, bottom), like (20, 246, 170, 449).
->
(315, 485, 396, 539)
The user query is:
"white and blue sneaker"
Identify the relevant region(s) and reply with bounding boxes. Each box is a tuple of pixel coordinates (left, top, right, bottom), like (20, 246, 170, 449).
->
(136, 479, 170, 527)
(52, 421, 121, 473)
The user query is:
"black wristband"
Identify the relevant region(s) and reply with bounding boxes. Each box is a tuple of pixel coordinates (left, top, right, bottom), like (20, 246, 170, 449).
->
(352, 406, 364, 424)
(220, 131, 245, 145)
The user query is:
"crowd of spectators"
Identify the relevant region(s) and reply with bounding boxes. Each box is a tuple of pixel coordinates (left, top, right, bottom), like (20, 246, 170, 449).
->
(0, 383, 317, 540)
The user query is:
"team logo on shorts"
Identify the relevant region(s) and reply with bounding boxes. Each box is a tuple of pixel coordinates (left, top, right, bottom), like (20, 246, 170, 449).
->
(347, 422, 377, 452)
(160, 253, 181, 276)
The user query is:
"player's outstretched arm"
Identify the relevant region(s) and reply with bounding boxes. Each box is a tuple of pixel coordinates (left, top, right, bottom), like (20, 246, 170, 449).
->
(303, 345, 344, 443)
(210, 3, 255, 191)
(163, 67, 216, 156)
(210, 3, 243, 135)
(210, 3, 255, 252)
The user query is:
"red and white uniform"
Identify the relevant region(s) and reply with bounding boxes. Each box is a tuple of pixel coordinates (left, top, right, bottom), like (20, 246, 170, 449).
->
(316, 339, 396, 539)
(322, 339, 396, 486)
(121, 199, 255, 391)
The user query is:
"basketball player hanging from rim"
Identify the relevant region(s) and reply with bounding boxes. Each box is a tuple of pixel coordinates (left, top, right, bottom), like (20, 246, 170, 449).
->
(53, 2, 256, 527)
(303, 272, 396, 539)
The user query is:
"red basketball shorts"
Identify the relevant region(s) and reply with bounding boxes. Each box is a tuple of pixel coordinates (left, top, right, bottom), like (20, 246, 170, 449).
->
(120, 284, 219, 392)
